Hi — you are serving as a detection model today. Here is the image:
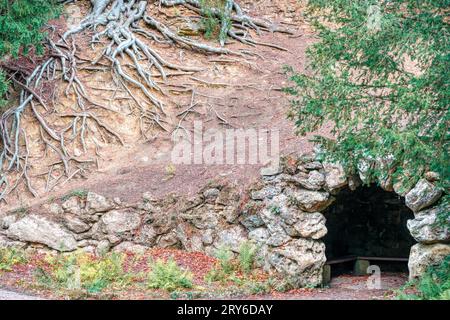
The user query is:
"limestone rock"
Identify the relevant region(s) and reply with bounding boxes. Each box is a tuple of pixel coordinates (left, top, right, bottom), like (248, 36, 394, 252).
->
(100, 210, 141, 234)
(301, 161, 323, 170)
(408, 243, 450, 279)
(203, 188, 220, 204)
(86, 192, 114, 213)
(405, 179, 442, 212)
(323, 163, 347, 193)
(96, 239, 111, 256)
(201, 229, 215, 245)
(407, 205, 450, 244)
(0, 234, 26, 249)
(280, 171, 325, 191)
(157, 231, 179, 248)
(292, 212, 327, 239)
(62, 197, 82, 215)
(248, 228, 269, 243)
(268, 238, 326, 287)
(241, 214, 265, 230)
(49, 203, 63, 215)
(113, 241, 148, 254)
(266, 232, 290, 247)
(300, 171, 326, 191)
(260, 165, 282, 177)
(1, 215, 17, 230)
(7, 215, 77, 251)
(251, 186, 282, 200)
(135, 224, 158, 246)
(286, 189, 333, 212)
(214, 226, 247, 252)
(63, 215, 91, 234)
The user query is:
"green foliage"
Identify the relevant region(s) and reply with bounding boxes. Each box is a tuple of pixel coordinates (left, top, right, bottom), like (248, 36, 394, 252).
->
(61, 189, 88, 201)
(147, 258, 193, 292)
(204, 245, 234, 283)
(397, 255, 450, 300)
(284, 1, 449, 213)
(0, 70, 8, 107)
(35, 251, 131, 293)
(216, 245, 234, 274)
(0, 0, 60, 106)
(0, 0, 60, 58)
(269, 204, 281, 215)
(238, 241, 257, 274)
(200, 0, 231, 43)
(0, 248, 28, 271)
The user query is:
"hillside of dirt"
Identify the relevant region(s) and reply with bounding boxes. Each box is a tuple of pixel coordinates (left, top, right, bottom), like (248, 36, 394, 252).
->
(1, 0, 334, 211)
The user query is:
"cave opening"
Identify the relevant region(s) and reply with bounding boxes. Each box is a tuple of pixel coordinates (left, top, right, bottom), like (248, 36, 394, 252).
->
(323, 185, 415, 278)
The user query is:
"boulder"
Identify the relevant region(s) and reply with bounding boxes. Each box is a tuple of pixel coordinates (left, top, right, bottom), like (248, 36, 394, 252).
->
(286, 189, 333, 212)
(408, 243, 450, 279)
(113, 241, 148, 254)
(251, 186, 282, 200)
(292, 212, 327, 239)
(86, 192, 114, 213)
(203, 188, 220, 204)
(280, 171, 325, 191)
(61, 197, 82, 215)
(248, 228, 270, 243)
(268, 238, 326, 287)
(407, 205, 450, 244)
(214, 226, 248, 252)
(405, 179, 442, 212)
(63, 215, 91, 234)
(323, 163, 347, 193)
(135, 224, 158, 246)
(100, 210, 141, 234)
(48, 203, 63, 215)
(95, 239, 111, 256)
(241, 214, 265, 230)
(1, 215, 17, 230)
(301, 161, 323, 170)
(260, 165, 282, 177)
(6, 215, 77, 251)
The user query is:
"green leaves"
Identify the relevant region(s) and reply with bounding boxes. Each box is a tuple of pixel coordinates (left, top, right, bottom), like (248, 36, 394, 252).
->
(0, 0, 60, 104)
(0, 0, 60, 58)
(286, 0, 449, 199)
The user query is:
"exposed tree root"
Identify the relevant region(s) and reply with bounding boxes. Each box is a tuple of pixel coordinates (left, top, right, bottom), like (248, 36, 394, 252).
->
(0, 0, 289, 202)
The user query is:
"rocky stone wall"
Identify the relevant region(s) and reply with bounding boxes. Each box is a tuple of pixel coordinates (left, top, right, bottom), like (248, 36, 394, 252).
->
(0, 154, 448, 287)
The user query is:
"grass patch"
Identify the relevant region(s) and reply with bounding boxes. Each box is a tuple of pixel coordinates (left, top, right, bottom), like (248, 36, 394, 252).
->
(0, 248, 28, 271)
(61, 189, 88, 202)
(34, 251, 133, 294)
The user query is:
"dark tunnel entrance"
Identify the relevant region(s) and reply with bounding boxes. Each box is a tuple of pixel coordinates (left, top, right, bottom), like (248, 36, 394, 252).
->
(322, 185, 415, 278)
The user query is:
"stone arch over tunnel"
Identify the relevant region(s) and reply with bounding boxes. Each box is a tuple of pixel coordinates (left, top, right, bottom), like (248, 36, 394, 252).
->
(322, 185, 415, 278)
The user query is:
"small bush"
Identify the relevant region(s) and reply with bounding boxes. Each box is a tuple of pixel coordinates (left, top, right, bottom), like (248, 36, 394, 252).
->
(147, 258, 193, 292)
(199, 0, 231, 44)
(216, 245, 234, 274)
(0, 248, 27, 271)
(35, 251, 131, 293)
(238, 241, 257, 274)
(397, 255, 450, 300)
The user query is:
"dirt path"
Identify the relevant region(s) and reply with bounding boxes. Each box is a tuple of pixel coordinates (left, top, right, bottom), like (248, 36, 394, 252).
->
(0, 287, 44, 300)
(243, 274, 407, 300)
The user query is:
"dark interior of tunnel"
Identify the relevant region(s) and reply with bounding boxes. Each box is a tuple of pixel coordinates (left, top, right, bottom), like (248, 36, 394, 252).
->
(322, 185, 415, 276)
